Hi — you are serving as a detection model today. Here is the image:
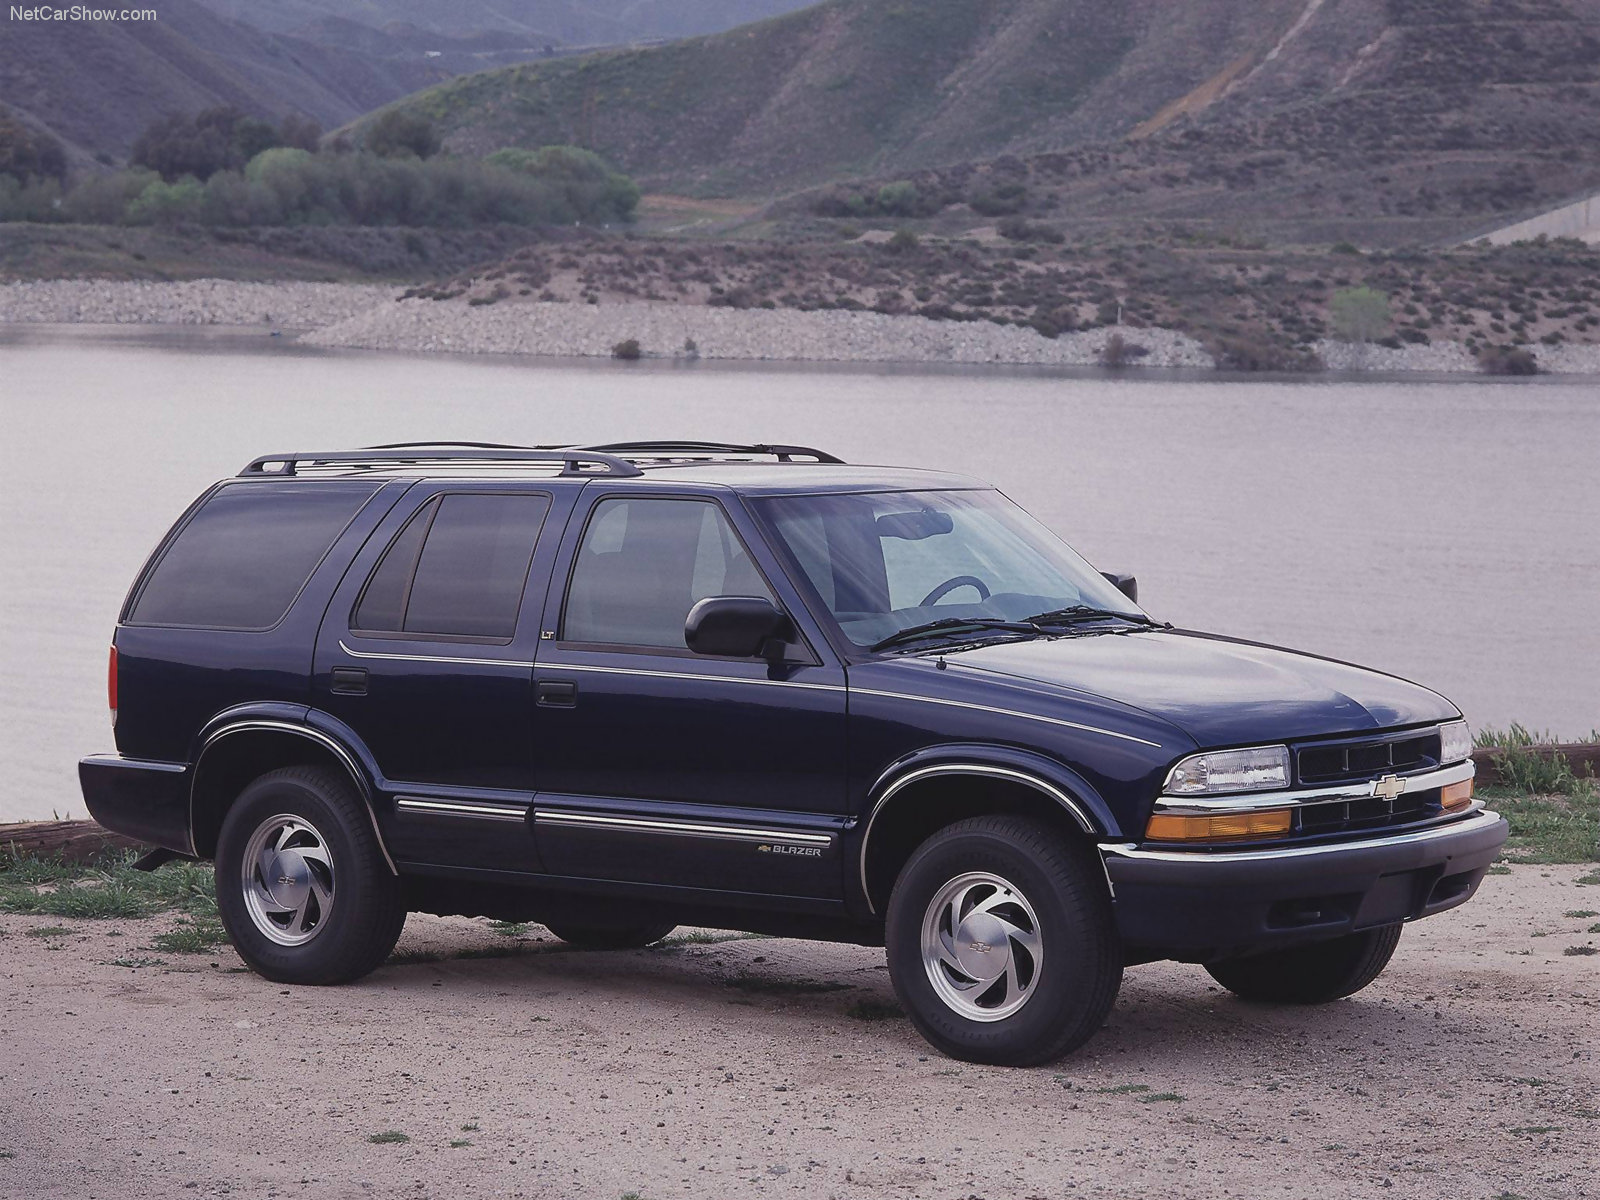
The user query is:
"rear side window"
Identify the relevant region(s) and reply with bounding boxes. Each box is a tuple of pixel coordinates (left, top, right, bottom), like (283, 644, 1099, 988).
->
(353, 493, 550, 640)
(129, 482, 379, 630)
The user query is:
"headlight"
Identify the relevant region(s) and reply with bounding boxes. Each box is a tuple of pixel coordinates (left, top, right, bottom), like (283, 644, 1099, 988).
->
(1439, 719, 1473, 765)
(1163, 745, 1290, 795)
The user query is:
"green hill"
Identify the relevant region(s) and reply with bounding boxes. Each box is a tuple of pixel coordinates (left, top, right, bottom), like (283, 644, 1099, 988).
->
(361, 0, 1600, 234)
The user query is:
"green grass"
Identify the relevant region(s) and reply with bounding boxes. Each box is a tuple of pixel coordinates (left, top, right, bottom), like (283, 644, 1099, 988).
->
(1565, 910, 1599, 919)
(1564, 945, 1597, 956)
(1476, 724, 1598, 796)
(0, 850, 217, 920)
(1097, 1083, 1151, 1095)
(1139, 1092, 1185, 1103)
(23, 925, 74, 939)
(367, 1131, 410, 1145)
(1481, 786, 1598, 864)
(149, 915, 229, 954)
(449, 1139, 472, 1148)
(487, 920, 529, 938)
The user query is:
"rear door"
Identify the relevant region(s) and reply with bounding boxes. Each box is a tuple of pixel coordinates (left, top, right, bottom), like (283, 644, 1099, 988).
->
(313, 480, 578, 872)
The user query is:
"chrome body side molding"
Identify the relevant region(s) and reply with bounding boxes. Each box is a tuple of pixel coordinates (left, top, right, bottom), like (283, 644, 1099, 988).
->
(195, 719, 398, 874)
(533, 809, 834, 846)
(397, 796, 530, 823)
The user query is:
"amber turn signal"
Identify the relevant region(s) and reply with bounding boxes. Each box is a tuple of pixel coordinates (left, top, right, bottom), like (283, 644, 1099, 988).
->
(1145, 808, 1293, 843)
(1440, 779, 1474, 811)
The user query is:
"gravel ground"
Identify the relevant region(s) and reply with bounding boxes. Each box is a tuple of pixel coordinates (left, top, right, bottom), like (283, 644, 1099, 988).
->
(6, 280, 1600, 372)
(2, 865, 1596, 1200)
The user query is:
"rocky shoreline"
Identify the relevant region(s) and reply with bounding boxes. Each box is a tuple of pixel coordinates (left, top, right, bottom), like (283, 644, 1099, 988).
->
(6, 279, 1600, 373)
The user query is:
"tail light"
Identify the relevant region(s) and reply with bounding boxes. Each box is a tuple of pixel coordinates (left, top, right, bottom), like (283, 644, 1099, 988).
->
(108, 645, 118, 728)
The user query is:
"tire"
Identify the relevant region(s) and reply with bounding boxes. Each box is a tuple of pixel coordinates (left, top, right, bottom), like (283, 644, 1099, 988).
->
(884, 815, 1122, 1067)
(1204, 923, 1403, 1004)
(545, 918, 677, 950)
(215, 765, 406, 985)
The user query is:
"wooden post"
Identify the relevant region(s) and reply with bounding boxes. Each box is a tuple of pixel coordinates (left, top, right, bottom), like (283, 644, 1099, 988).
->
(0, 820, 145, 864)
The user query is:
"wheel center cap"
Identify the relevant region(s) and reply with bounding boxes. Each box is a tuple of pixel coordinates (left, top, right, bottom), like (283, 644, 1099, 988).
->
(264, 850, 311, 909)
(953, 910, 1009, 979)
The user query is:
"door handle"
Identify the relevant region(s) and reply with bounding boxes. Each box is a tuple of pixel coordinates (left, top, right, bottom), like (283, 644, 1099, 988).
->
(537, 679, 578, 708)
(330, 666, 368, 696)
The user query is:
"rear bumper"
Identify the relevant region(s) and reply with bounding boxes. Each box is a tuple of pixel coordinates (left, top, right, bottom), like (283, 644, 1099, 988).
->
(78, 754, 192, 855)
(1103, 807, 1508, 960)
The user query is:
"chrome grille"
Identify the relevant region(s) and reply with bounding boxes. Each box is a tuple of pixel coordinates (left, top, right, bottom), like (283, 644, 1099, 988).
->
(1297, 731, 1441, 785)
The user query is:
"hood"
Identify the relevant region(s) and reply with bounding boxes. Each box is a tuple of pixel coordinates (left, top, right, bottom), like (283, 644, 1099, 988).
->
(934, 629, 1457, 748)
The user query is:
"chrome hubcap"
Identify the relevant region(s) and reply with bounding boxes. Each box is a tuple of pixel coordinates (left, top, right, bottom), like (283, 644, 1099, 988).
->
(921, 871, 1043, 1021)
(241, 814, 334, 947)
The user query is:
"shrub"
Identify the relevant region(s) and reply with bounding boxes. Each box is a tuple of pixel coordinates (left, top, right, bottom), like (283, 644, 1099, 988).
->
(1100, 333, 1150, 368)
(1478, 345, 1540, 375)
(125, 175, 205, 226)
(1329, 286, 1391, 343)
(887, 228, 920, 253)
(611, 338, 642, 360)
(485, 145, 639, 223)
(131, 106, 292, 182)
(364, 109, 442, 160)
(0, 105, 66, 183)
(875, 180, 921, 218)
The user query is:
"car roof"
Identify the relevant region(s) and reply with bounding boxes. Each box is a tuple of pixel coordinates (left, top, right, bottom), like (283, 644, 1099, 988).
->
(236, 443, 992, 496)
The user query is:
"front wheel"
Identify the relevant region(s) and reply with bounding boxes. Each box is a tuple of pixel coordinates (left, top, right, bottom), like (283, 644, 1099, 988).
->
(1204, 923, 1403, 1004)
(885, 815, 1122, 1066)
(215, 766, 406, 985)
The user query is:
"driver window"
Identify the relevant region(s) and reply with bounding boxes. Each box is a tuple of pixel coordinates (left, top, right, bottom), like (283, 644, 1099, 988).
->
(563, 497, 775, 650)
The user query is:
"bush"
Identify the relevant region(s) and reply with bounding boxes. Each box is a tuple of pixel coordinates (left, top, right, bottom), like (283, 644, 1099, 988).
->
(365, 109, 442, 160)
(875, 181, 921, 218)
(611, 338, 642, 360)
(485, 146, 639, 223)
(887, 228, 920, 253)
(1479, 345, 1540, 375)
(0, 104, 66, 183)
(1100, 332, 1150, 368)
(1329, 286, 1391, 343)
(131, 106, 297, 182)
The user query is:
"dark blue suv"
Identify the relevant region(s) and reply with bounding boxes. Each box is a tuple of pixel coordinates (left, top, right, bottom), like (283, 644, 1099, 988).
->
(80, 442, 1507, 1065)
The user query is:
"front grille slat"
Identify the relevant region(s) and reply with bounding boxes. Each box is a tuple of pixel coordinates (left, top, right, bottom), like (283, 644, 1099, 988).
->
(1289, 729, 1446, 840)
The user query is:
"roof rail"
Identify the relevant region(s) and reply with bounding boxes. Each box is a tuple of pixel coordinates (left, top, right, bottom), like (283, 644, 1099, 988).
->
(240, 447, 644, 478)
(581, 441, 844, 464)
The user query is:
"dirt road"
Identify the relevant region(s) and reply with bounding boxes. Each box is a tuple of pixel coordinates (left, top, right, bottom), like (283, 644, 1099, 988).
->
(3, 866, 1596, 1199)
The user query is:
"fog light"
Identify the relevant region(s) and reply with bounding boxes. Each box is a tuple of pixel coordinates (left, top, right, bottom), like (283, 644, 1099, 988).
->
(1145, 809, 1293, 842)
(1440, 779, 1474, 811)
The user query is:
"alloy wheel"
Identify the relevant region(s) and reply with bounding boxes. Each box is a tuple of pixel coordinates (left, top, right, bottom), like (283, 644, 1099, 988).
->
(240, 813, 336, 947)
(920, 870, 1044, 1021)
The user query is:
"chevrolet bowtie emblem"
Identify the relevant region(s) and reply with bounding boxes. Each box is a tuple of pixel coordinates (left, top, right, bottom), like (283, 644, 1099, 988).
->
(1372, 774, 1407, 801)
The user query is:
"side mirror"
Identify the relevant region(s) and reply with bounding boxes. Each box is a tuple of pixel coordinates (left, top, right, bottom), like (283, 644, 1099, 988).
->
(1101, 572, 1138, 604)
(685, 596, 792, 660)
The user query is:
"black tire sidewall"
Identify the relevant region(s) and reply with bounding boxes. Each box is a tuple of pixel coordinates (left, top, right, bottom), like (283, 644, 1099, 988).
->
(215, 768, 402, 985)
(885, 818, 1119, 1066)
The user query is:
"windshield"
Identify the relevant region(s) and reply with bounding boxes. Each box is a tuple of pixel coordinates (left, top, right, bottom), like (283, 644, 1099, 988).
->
(757, 489, 1143, 650)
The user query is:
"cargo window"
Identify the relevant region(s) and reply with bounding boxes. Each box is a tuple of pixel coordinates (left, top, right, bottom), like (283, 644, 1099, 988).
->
(353, 493, 549, 640)
(129, 481, 379, 631)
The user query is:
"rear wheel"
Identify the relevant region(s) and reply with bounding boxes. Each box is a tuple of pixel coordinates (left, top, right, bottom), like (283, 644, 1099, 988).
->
(1205, 923, 1403, 1004)
(545, 918, 677, 950)
(885, 815, 1121, 1066)
(215, 766, 406, 985)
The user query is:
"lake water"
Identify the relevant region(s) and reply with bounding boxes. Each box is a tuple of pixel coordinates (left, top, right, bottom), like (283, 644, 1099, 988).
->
(2, 325, 1596, 823)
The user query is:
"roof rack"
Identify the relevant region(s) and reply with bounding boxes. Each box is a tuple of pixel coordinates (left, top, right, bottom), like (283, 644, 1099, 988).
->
(580, 441, 844, 464)
(240, 447, 643, 478)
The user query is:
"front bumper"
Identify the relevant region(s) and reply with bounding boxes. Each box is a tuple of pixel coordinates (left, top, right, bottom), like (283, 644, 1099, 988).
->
(79, 753, 192, 854)
(1103, 807, 1508, 960)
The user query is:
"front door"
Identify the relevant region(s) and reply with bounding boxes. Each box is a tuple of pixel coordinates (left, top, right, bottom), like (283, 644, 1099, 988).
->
(314, 482, 574, 871)
(529, 491, 847, 899)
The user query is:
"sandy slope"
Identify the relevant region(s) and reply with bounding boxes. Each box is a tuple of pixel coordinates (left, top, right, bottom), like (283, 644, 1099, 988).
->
(2, 866, 1596, 1200)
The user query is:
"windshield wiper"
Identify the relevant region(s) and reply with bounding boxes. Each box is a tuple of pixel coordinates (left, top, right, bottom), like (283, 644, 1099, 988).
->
(870, 617, 1043, 653)
(1025, 605, 1162, 628)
